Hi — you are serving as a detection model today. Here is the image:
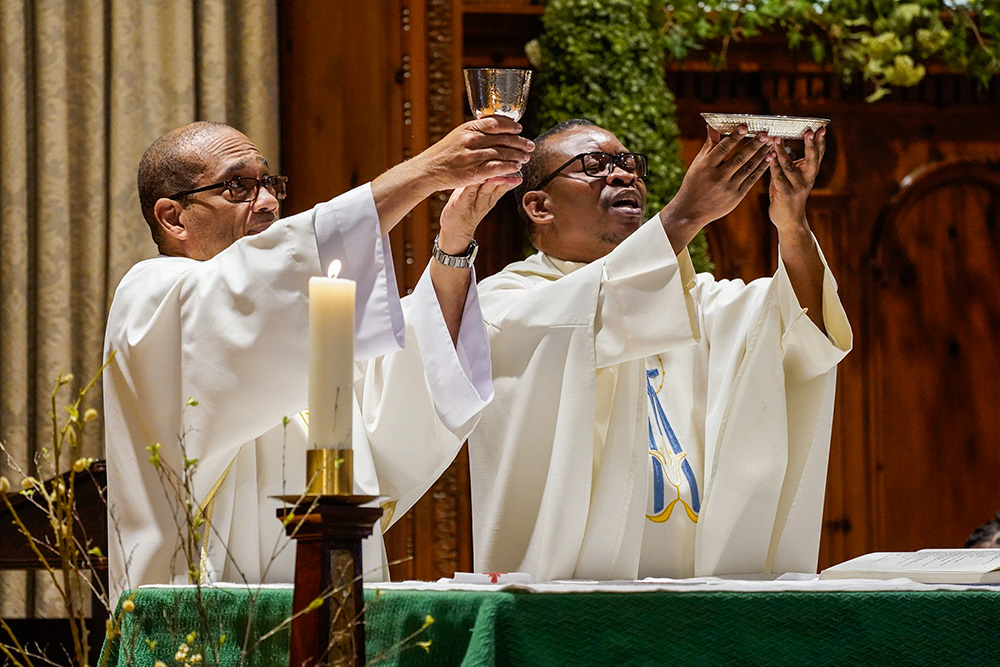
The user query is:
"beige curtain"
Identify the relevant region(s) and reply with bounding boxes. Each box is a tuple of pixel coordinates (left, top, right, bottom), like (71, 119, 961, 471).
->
(0, 0, 279, 618)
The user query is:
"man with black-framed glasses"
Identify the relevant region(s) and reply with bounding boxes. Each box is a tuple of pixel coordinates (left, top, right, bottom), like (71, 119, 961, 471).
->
(104, 119, 531, 602)
(458, 118, 852, 582)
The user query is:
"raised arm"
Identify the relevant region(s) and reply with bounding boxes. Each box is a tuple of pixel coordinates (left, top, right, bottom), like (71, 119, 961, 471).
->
(431, 175, 520, 343)
(658, 126, 773, 254)
(370, 116, 534, 236)
(767, 128, 827, 332)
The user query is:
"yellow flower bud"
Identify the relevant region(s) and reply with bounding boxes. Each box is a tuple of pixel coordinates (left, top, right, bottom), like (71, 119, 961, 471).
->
(73, 459, 88, 473)
(21, 476, 38, 490)
(122, 599, 135, 613)
(154, 662, 167, 667)
(0, 476, 9, 494)
(83, 408, 99, 423)
(63, 373, 74, 384)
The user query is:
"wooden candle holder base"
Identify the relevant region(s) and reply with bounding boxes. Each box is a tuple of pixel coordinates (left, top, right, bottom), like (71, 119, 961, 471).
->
(276, 496, 382, 667)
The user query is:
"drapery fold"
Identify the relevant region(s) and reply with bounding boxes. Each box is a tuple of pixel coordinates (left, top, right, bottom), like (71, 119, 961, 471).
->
(0, 0, 279, 618)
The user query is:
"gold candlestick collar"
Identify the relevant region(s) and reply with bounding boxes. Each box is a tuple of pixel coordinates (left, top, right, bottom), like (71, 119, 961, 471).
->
(306, 449, 353, 496)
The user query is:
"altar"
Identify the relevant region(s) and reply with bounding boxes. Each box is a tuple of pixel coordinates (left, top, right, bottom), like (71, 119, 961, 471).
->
(100, 578, 1000, 666)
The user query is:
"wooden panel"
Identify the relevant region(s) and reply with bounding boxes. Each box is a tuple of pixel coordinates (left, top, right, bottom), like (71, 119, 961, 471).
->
(0, 463, 108, 571)
(278, 1, 400, 219)
(867, 162, 1000, 551)
(463, 0, 544, 15)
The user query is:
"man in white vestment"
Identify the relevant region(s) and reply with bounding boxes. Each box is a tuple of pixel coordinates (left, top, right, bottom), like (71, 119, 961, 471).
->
(463, 119, 852, 581)
(104, 118, 533, 602)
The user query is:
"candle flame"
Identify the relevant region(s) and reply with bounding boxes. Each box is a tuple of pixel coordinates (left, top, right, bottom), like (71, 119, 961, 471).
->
(327, 259, 342, 279)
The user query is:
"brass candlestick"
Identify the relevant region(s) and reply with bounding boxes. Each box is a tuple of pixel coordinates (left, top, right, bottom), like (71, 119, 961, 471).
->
(277, 446, 381, 667)
(306, 448, 353, 496)
(278, 498, 382, 667)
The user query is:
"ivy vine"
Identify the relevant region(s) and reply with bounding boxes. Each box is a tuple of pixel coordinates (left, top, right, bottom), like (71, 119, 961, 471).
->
(530, 0, 713, 272)
(662, 0, 1000, 102)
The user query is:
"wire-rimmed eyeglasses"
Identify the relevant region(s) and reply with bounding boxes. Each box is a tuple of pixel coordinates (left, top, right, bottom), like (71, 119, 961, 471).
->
(167, 175, 288, 203)
(534, 152, 648, 190)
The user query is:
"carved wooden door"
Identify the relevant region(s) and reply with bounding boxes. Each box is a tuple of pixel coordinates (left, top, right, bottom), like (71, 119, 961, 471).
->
(867, 161, 1000, 550)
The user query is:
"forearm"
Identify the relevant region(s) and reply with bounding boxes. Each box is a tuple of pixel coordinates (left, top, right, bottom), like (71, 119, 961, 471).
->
(428, 258, 473, 345)
(370, 157, 436, 236)
(658, 199, 709, 255)
(429, 176, 520, 344)
(777, 221, 826, 333)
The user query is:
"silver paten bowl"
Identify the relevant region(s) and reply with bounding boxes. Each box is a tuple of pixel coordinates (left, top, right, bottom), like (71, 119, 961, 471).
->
(701, 113, 830, 139)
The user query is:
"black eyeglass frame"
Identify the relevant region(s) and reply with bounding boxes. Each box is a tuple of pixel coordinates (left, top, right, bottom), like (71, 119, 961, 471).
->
(534, 152, 649, 190)
(167, 175, 289, 203)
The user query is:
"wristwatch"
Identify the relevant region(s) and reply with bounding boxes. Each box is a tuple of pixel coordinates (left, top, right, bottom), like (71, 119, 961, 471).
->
(431, 234, 478, 269)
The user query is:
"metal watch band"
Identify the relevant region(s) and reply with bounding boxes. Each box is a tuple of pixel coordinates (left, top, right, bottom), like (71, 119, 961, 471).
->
(431, 234, 478, 269)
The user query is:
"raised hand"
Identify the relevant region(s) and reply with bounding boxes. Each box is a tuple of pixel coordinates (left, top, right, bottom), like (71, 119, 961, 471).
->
(767, 127, 828, 332)
(659, 125, 773, 251)
(437, 175, 521, 254)
(371, 116, 533, 235)
(416, 116, 534, 192)
(768, 128, 826, 230)
(429, 177, 521, 345)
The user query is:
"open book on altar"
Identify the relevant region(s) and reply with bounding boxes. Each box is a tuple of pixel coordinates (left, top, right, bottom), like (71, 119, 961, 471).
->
(819, 549, 1000, 584)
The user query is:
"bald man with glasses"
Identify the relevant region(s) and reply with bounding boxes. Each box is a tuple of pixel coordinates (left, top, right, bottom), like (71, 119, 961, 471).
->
(455, 118, 852, 582)
(104, 119, 532, 602)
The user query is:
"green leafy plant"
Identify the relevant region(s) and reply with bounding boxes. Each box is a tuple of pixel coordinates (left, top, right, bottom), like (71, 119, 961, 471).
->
(0, 356, 117, 667)
(530, 0, 714, 272)
(661, 0, 1000, 102)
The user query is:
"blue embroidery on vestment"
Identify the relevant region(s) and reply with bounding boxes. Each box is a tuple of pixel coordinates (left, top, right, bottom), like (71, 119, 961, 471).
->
(646, 367, 700, 523)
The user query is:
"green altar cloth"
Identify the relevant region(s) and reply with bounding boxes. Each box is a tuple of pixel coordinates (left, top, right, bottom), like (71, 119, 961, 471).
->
(101, 585, 1000, 666)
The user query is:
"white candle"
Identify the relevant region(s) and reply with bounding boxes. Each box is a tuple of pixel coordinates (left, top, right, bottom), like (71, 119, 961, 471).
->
(308, 260, 354, 449)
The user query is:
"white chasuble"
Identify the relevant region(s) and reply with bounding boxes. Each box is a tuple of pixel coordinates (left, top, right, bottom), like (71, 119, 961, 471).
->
(471, 217, 852, 581)
(104, 184, 492, 603)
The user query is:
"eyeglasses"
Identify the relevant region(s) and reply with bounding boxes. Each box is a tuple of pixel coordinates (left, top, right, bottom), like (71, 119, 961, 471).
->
(167, 175, 288, 203)
(534, 152, 648, 190)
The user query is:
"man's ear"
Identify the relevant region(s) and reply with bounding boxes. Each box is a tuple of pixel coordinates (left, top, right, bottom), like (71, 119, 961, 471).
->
(522, 191, 555, 228)
(153, 198, 187, 241)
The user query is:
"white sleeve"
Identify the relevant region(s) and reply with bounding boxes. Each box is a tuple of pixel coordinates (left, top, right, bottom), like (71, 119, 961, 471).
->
(775, 236, 852, 383)
(312, 183, 405, 359)
(595, 217, 698, 368)
(406, 263, 493, 433)
(692, 233, 852, 384)
(357, 266, 492, 527)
